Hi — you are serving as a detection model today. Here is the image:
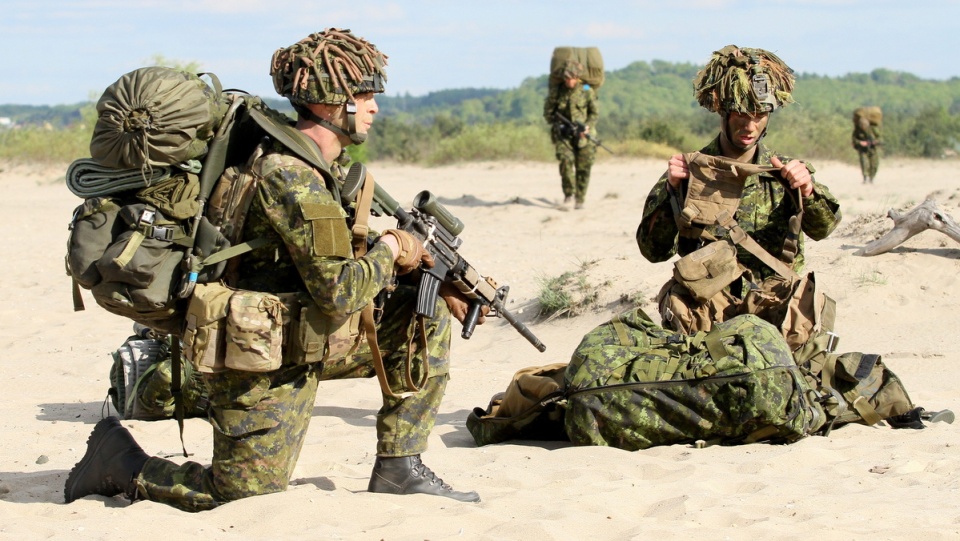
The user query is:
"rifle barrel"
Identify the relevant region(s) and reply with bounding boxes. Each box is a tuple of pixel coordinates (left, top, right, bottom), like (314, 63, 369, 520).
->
(495, 301, 547, 352)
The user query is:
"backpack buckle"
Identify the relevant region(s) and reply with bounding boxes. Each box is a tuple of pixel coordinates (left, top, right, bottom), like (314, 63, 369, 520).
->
(139, 208, 156, 225)
(825, 331, 839, 353)
(148, 225, 175, 241)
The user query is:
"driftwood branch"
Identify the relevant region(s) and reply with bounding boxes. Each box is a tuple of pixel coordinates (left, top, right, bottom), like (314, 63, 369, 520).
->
(855, 198, 960, 256)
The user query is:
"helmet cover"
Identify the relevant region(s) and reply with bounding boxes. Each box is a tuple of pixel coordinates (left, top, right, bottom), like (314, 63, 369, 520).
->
(271, 28, 387, 106)
(693, 45, 795, 114)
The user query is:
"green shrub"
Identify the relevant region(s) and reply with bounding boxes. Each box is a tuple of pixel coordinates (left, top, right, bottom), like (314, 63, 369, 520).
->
(427, 122, 555, 165)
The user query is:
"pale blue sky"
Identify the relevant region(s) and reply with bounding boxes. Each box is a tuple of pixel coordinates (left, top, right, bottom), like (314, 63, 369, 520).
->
(4, 0, 960, 106)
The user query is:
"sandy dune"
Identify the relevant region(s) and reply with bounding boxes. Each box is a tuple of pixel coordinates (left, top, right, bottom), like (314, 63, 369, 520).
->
(0, 155, 958, 540)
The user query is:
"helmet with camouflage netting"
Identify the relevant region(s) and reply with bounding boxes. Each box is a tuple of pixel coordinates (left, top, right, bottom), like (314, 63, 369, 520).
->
(271, 28, 387, 145)
(271, 28, 387, 106)
(693, 45, 795, 114)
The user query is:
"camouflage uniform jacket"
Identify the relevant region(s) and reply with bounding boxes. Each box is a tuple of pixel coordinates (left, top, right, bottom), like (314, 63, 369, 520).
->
(636, 137, 842, 281)
(237, 139, 394, 315)
(852, 124, 881, 150)
(543, 83, 599, 146)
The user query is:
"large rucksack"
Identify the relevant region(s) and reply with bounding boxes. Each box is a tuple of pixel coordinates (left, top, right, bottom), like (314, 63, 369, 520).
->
(469, 309, 826, 449)
(468, 308, 924, 450)
(549, 46, 605, 88)
(853, 106, 883, 131)
(65, 66, 333, 337)
(563, 310, 825, 450)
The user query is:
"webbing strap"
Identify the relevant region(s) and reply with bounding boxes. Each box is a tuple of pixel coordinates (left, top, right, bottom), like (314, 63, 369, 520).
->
(661, 355, 681, 381)
(170, 338, 189, 457)
(724, 221, 800, 281)
(820, 354, 882, 425)
(351, 172, 375, 254)
(350, 172, 427, 399)
(200, 237, 272, 267)
(113, 229, 146, 269)
(247, 104, 341, 199)
(71, 277, 85, 312)
(361, 303, 415, 400)
(849, 395, 883, 426)
(611, 315, 634, 347)
(704, 331, 729, 363)
(406, 316, 430, 392)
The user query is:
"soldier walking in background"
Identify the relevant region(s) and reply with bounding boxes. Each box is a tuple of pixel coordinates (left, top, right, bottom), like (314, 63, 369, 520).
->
(853, 106, 883, 183)
(544, 60, 599, 209)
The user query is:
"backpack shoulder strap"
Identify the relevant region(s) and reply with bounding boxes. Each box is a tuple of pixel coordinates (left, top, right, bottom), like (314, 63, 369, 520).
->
(245, 101, 343, 203)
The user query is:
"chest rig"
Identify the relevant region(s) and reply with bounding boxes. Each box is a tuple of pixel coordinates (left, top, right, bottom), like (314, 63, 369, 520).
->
(671, 151, 804, 279)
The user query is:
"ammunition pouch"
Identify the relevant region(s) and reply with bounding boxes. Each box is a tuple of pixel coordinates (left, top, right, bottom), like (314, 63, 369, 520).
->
(672, 239, 744, 303)
(182, 282, 363, 374)
(283, 292, 364, 367)
(739, 272, 836, 352)
(656, 278, 741, 335)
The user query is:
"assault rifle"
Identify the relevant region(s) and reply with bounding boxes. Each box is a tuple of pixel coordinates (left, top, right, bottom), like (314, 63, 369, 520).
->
(554, 112, 614, 154)
(344, 163, 547, 352)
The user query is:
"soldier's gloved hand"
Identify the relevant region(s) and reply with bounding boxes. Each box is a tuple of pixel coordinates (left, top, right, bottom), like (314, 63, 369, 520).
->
(439, 282, 489, 325)
(381, 229, 434, 275)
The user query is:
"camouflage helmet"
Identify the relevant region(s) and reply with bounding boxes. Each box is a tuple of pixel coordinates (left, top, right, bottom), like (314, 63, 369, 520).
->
(558, 60, 584, 80)
(270, 28, 388, 106)
(693, 45, 795, 114)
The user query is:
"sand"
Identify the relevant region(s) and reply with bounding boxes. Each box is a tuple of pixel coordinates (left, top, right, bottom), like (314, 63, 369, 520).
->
(1, 155, 958, 540)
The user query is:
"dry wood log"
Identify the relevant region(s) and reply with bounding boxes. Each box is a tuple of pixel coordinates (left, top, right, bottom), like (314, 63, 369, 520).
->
(855, 198, 960, 256)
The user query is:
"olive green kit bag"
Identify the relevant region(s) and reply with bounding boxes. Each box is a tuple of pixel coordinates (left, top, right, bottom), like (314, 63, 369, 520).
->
(65, 66, 341, 432)
(65, 67, 273, 336)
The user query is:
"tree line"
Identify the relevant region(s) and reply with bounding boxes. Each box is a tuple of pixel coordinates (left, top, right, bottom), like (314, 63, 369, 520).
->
(2, 61, 959, 164)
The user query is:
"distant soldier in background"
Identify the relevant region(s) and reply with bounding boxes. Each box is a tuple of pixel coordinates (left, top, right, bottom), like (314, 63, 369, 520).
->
(852, 106, 882, 183)
(544, 60, 599, 209)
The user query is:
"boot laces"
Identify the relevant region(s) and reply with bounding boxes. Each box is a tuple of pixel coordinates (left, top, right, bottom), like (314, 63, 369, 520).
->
(410, 456, 452, 489)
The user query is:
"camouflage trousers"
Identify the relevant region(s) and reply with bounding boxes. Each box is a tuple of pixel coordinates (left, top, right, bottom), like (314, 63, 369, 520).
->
(554, 138, 596, 203)
(858, 147, 879, 180)
(134, 284, 453, 512)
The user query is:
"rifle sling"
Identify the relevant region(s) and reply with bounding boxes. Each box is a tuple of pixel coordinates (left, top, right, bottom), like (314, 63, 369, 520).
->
(353, 172, 428, 399)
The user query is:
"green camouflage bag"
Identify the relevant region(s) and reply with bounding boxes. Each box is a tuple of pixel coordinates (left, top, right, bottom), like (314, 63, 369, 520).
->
(562, 309, 826, 450)
(108, 328, 208, 421)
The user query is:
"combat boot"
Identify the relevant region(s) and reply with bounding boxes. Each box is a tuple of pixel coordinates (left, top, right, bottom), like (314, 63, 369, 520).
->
(368, 455, 480, 502)
(885, 407, 925, 429)
(64, 416, 149, 503)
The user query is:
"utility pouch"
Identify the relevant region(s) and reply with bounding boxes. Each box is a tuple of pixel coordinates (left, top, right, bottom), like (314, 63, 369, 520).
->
(672, 239, 743, 303)
(739, 272, 836, 351)
(223, 290, 287, 372)
(182, 282, 233, 373)
(286, 292, 364, 367)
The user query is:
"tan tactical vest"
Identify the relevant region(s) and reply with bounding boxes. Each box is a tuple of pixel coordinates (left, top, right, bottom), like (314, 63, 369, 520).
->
(674, 151, 804, 277)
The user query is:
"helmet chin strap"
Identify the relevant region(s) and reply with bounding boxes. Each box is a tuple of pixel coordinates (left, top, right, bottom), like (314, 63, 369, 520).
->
(295, 101, 367, 145)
